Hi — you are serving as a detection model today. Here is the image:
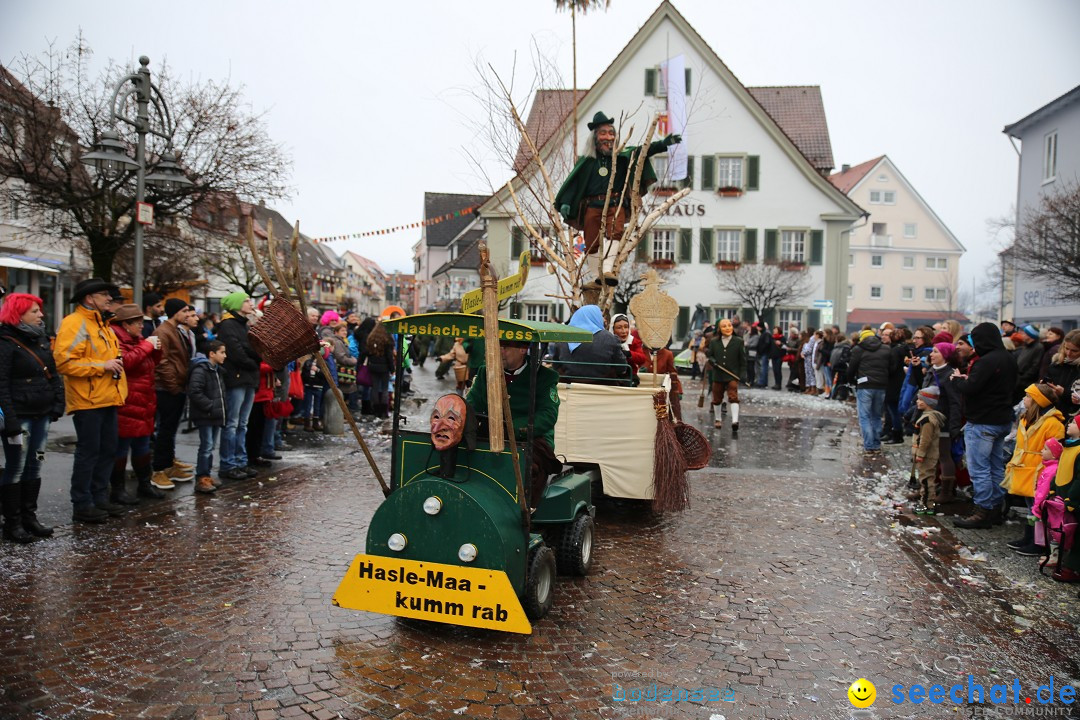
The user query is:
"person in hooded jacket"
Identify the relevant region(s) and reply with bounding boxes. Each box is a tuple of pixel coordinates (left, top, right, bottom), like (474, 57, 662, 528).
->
(914, 342, 964, 504)
(0, 293, 65, 542)
(950, 322, 1020, 528)
(216, 291, 262, 481)
(848, 328, 892, 452)
(1013, 324, 1045, 403)
(187, 340, 228, 493)
(110, 304, 165, 503)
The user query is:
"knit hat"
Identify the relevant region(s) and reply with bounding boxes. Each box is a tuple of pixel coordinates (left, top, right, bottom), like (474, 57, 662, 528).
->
(1046, 437, 1064, 460)
(1025, 384, 1054, 409)
(859, 329, 876, 342)
(931, 331, 953, 344)
(917, 385, 940, 408)
(164, 298, 187, 318)
(221, 291, 249, 313)
(934, 342, 957, 364)
(1022, 324, 1040, 341)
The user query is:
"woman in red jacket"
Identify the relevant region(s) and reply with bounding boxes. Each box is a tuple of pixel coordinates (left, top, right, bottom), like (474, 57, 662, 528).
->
(110, 304, 164, 501)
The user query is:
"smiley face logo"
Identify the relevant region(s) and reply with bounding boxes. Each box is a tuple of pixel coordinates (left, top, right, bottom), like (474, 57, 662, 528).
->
(848, 678, 876, 708)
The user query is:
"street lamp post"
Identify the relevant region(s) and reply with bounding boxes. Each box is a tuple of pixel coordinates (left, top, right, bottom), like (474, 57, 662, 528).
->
(81, 56, 191, 308)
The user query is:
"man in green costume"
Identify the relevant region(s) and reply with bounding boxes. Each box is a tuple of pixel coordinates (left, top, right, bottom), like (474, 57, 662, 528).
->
(554, 111, 681, 283)
(466, 339, 561, 505)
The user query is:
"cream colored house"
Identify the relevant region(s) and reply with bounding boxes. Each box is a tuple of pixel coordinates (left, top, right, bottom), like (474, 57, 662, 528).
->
(829, 156, 965, 331)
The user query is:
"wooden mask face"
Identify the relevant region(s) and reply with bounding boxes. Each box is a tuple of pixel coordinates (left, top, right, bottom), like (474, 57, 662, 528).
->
(430, 394, 467, 451)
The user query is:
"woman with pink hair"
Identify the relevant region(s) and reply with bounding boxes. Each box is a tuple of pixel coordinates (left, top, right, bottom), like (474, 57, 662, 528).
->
(0, 293, 65, 542)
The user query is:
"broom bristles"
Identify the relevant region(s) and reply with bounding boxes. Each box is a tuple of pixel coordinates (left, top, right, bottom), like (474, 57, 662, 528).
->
(651, 392, 689, 512)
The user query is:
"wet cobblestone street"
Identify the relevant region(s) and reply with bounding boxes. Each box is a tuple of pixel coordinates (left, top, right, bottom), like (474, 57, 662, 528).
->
(2, 370, 1080, 720)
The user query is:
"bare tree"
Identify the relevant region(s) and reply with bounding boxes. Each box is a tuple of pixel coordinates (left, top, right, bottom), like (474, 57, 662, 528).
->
(0, 36, 291, 282)
(613, 259, 680, 310)
(1010, 180, 1080, 303)
(714, 264, 814, 322)
(199, 234, 267, 298)
(111, 222, 206, 293)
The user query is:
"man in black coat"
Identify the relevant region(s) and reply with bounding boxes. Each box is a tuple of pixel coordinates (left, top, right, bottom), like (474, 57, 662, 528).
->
(950, 322, 1019, 528)
(848, 329, 892, 452)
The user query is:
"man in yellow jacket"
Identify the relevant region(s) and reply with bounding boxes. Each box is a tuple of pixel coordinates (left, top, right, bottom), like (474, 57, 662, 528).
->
(53, 278, 129, 524)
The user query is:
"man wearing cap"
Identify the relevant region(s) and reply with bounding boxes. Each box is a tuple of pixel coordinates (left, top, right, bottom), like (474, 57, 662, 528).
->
(848, 328, 892, 454)
(53, 278, 129, 524)
(1014, 324, 1045, 402)
(216, 291, 262, 481)
(1000, 319, 1017, 338)
(150, 299, 197, 488)
(466, 339, 561, 506)
(141, 292, 164, 339)
(951, 322, 1019, 528)
(554, 111, 681, 283)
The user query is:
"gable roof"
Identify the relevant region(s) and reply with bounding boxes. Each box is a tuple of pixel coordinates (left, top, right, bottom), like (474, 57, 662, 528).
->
(432, 227, 485, 277)
(343, 251, 386, 284)
(746, 86, 834, 174)
(514, 89, 579, 174)
(827, 156, 884, 194)
(829, 155, 965, 252)
(423, 192, 489, 247)
(488, 0, 862, 220)
(1004, 84, 1080, 138)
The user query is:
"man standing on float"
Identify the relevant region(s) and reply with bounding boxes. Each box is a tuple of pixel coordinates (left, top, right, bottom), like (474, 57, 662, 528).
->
(555, 111, 681, 285)
(706, 318, 746, 435)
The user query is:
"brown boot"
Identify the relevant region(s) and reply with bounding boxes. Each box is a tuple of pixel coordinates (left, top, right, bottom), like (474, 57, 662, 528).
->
(304, 418, 314, 433)
(953, 506, 994, 529)
(195, 476, 217, 494)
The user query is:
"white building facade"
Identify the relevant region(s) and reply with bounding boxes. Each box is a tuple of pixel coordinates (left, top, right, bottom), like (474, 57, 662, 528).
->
(479, 1, 863, 338)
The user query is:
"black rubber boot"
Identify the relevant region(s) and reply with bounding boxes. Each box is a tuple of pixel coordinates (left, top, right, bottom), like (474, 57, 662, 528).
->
(133, 453, 165, 500)
(1, 484, 34, 544)
(1007, 523, 1034, 550)
(110, 459, 140, 506)
(19, 478, 53, 538)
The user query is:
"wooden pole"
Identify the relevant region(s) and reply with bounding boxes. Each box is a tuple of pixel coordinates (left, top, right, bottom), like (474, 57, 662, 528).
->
(478, 243, 504, 451)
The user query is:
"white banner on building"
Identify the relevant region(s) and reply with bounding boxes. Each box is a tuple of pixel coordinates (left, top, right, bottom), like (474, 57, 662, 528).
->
(661, 54, 687, 181)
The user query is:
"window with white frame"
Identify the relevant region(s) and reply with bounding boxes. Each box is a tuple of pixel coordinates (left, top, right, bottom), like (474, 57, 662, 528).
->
(847, 285, 854, 299)
(716, 229, 741, 262)
(903, 256, 915, 269)
(904, 223, 917, 238)
(924, 287, 948, 301)
(716, 156, 744, 189)
(651, 229, 676, 261)
(525, 303, 550, 323)
(848, 253, 854, 267)
(901, 286, 914, 301)
(779, 309, 803, 332)
(871, 254, 883, 268)
(1044, 131, 1057, 181)
(925, 256, 947, 270)
(780, 230, 806, 262)
(869, 190, 896, 204)
(872, 222, 887, 235)
(877, 174, 888, 182)
(651, 155, 673, 187)
(870, 286, 882, 300)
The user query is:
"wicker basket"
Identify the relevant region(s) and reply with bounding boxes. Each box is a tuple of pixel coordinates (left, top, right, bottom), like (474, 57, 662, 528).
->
(673, 422, 712, 470)
(248, 300, 321, 370)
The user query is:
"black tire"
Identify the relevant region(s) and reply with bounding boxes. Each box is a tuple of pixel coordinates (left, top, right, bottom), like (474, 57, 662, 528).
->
(557, 513, 594, 576)
(523, 544, 556, 621)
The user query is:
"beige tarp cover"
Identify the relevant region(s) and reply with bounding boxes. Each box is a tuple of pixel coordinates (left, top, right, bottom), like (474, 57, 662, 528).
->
(553, 374, 670, 499)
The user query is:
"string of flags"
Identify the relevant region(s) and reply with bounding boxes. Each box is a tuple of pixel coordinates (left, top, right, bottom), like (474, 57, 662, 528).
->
(311, 203, 480, 244)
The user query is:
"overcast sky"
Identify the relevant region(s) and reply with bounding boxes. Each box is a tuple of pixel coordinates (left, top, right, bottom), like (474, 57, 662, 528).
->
(3, 0, 1078, 297)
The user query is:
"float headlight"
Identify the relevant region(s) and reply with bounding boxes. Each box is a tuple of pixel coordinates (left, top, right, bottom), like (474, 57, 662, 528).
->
(387, 533, 407, 552)
(458, 543, 478, 563)
(423, 496, 442, 515)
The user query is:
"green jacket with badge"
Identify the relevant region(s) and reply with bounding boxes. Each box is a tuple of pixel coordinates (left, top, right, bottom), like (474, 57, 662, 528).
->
(554, 144, 666, 232)
(466, 364, 561, 448)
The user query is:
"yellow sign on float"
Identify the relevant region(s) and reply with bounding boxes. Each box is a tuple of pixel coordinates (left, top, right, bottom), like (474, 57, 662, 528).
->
(461, 251, 530, 315)
(332, 554, 532, 634)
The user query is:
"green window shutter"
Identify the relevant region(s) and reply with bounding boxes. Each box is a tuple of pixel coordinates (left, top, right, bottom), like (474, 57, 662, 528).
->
(510, 301, 522, 319)
(644, 68, 656, 96)
(677, 306, 690, 341)
(763, 308, 777, 329)
(678, 228, 693, 263)
(636, 234, 649, 261)
(684, 68, 692, 95)
(810, 229, 824, 265)
(699, 228, 714, 263)
(743, 229, 757, 263)
(747, 155, 760, 191)
(741, 307, 755, 323)
(702, 155, 715, 190)
(808, 309, 821, 331)
(764, 229, 779, 261)
(680, 156, 695, 189)
(511, 226, 524, 257)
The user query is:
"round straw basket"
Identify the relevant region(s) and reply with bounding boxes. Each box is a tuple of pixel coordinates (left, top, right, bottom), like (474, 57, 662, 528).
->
(248, 300, 321, 370)
(673, 422, 712, 470)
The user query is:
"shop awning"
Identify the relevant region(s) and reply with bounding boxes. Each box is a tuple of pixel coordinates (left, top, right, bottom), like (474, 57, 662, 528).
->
(0, 256, 60, 274)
